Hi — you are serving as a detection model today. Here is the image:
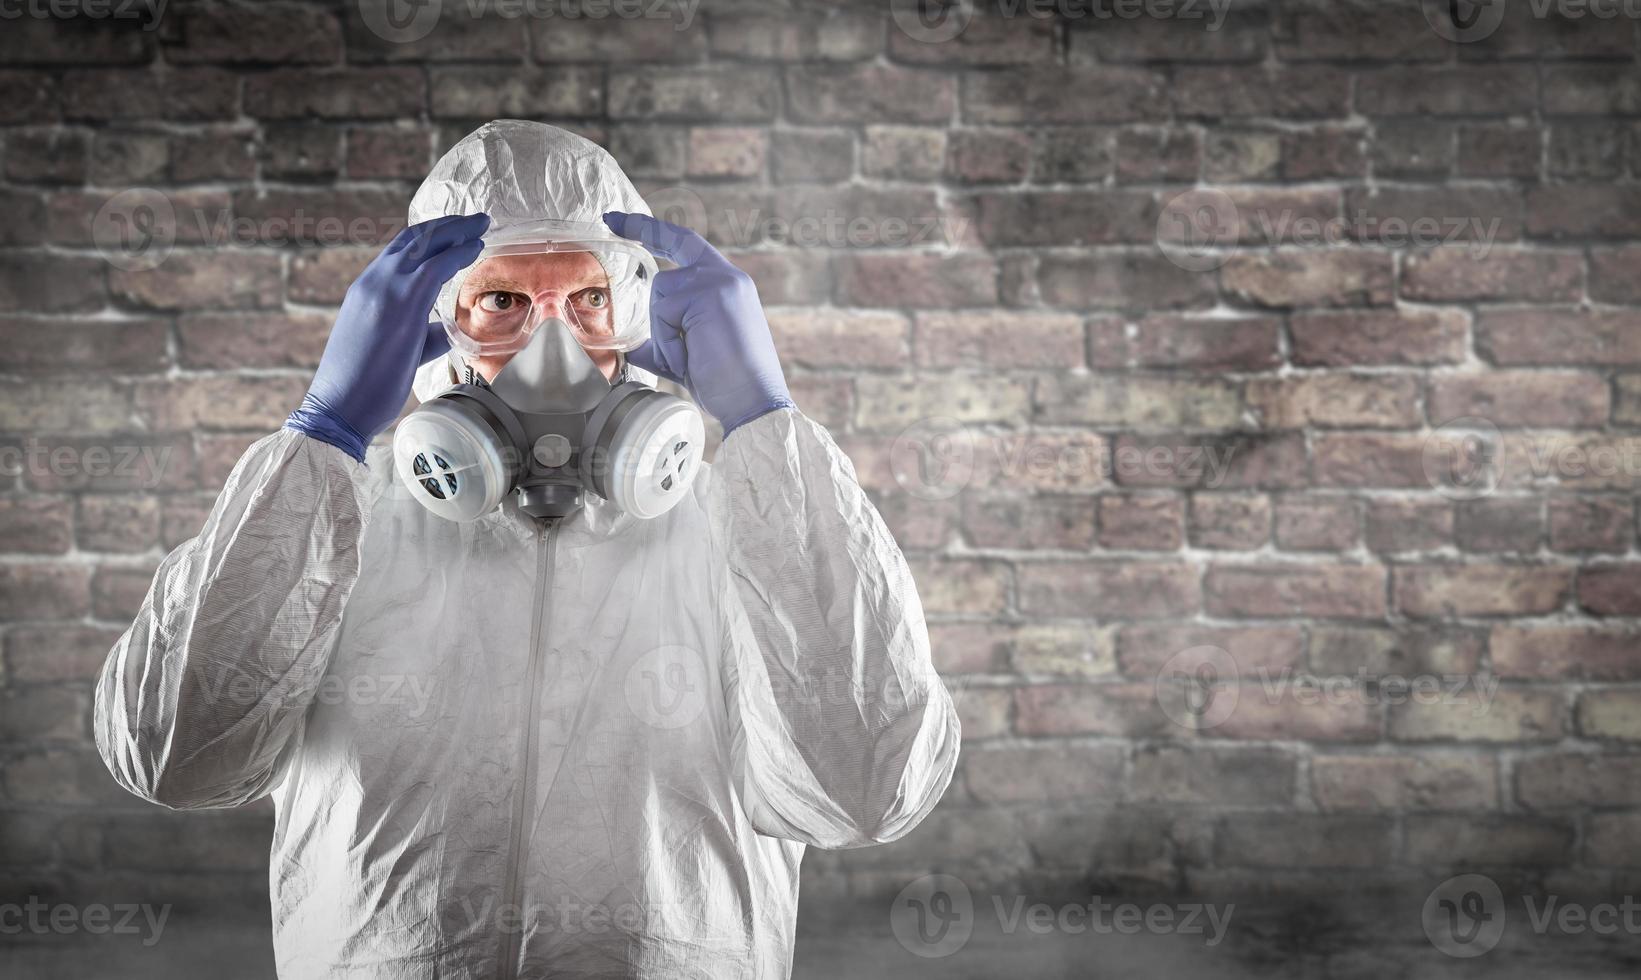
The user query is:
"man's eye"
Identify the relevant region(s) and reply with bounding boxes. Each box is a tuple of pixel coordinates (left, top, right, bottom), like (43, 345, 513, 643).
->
(477, 292, 524, 314)
(579, 288, 609, 310)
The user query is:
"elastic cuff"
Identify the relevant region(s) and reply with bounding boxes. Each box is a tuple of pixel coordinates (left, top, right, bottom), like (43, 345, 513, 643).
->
(284, 397, 370, 464)
(720, 398, 798, 440)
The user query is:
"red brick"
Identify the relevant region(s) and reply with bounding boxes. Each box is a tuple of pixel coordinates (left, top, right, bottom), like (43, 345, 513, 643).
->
(1215, 687, 1382, 742)
(1036, 253, 1216, 310)
(1131, 747, 1296, 807)
(964, 744, 1123, 804)
(708, 13, 881, 62)
(766, 310, 908, 369)
(171, 4, 342, 64)
(1187, 494, 1271, 550)
(1090, 315, 1280, 371)
(1549, 497, 1633, 554)
(1096, 496, 1184, 552)
(1358, 67, 1537, 116)
(914, 311, 1082, 369)
(907, 558, 1010, 615)
(0, 497, 72, 554)
(1206, 563, 1387, 619)
(1517, 754, 1641, 809)
(1457, 125, 1541, 178)
(247, 68, 425, 119)
(1390, 689, 1565, 743)
(977, 190, 1158, 247)
(1273, 497, 1360, 552)
(1291, 310, 1467, 366)
(1455, 499, 1543, 553)
(1527, 185, 1641, 238)
(1395, 565, 1571, 618)
(1543, 66, 1641, 115)
(76, 495, 160, 553)
(1366, 498, 1454, 555)
(1313, 754, 1497, 812)
(946, 129, 1031, 183)
(4, 625, 121, 684)
(1217, 815, 1395, 869)
(1590, 246, 1641, 304)
(1429, 372, 1608, 428)
(832, 252, 996, 309)
(1112, 127, 1197, 181)
(1313, 434, 1431, 489)
(1114, 433, 1307, 491)
(1308, 626, 1483, 677)
(1407, 816, 1574, 868)
(1578, 566, 1641, 616)
(1014, 683, 1176, 738)
(688, 127, 767, 178)
(1117, 623, 1305, 680)
(1401, 248, 1584, 303)
(1222, 250, 1393, 308)
(1172, 67, 1351, 118)
(0, 564, 92, 621)
(1018, 560, 1200, 620)
(1248, 375, 1421, 429)
(789, 65, 952, 124)
(961, 494, 1097, 551)
(966, 68, 1167, 124)
(1347, 186, 1523, 244)
(1477, 309, 1641, 366)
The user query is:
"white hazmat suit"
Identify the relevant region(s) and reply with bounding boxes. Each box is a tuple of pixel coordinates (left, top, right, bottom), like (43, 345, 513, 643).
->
(94, 121, 960, 979)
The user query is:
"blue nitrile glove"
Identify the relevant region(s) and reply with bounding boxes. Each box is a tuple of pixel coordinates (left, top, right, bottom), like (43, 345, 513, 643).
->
(604, 211, 794, 436)
(285, 213, 490, 462)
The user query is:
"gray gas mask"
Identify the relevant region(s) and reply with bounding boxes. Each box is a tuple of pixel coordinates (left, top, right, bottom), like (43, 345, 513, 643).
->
(392, 319, 704, 523)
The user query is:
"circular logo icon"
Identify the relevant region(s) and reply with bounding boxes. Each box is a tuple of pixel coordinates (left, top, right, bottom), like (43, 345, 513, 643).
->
(890, 0, 974, 44)
(1155, 645, 1239, 732)
(641, 185, 712, 263)
(890, 874, 974, 959)
(889, 416, 976, 501)
(92, 188, 177, 272)
(1423, 873, 1506, 958)
(1423, 416, 1503, 501)
(1421, 0, 1507, 43)
(624, 645, 708, 730)
(358, 0, 443, 44)
(1157, 188, 1239, 272)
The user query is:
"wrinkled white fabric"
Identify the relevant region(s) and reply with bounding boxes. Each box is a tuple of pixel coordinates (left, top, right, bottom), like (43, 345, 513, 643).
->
(94, 121, 959, 979)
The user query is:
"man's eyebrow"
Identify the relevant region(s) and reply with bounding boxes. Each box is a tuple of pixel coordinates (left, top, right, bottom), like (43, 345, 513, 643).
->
(462, 275, 528, 294)
(461, 271, 611, 294)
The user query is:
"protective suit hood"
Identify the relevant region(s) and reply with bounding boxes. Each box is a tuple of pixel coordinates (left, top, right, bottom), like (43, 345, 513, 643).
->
(410, 120, 656, 403)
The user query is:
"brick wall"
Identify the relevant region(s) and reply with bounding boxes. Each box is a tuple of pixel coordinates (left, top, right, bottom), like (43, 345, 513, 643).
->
(3, 0, 1641, 935)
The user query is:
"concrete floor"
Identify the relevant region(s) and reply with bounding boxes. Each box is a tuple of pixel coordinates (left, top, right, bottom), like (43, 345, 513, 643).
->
(4, 900, 1639, 978)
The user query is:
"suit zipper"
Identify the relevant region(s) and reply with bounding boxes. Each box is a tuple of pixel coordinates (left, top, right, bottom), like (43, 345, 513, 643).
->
(497, 521, 555, 980)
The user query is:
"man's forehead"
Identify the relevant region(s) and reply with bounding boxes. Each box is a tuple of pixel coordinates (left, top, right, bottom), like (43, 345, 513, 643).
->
(460, 251, 607, 292)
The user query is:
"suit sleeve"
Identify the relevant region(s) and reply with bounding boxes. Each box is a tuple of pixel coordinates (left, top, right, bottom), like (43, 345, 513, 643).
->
(94, 429, 375, 810)
(709, 408, 959, 849)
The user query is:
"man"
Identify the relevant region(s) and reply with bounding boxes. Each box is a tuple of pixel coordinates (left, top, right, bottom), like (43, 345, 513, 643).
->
(95, 120, 958, 979)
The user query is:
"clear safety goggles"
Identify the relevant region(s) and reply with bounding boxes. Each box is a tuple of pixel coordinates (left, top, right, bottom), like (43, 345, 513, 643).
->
(436, 219, 658, 356)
